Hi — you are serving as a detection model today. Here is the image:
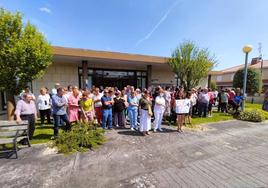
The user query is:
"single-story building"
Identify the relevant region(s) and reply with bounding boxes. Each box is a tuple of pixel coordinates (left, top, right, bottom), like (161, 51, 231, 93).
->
(32, 46, 178, 95)
(209, 57, 268, 89)
(0, 45, 214, 117)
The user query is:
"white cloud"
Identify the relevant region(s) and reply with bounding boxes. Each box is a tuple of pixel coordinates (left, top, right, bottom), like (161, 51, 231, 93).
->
(134, 0, 180, 48)
(39, 7, 52, 14)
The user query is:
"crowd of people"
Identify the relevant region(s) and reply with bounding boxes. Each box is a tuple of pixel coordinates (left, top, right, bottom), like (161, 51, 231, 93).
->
(14, 83, 245, 141)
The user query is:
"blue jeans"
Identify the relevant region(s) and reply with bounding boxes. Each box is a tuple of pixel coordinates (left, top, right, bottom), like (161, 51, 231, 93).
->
(53, 114, 70, 136)
(102, 109, 113, 129)
(198, 102, 208, 117)
(128, 107, 138, 129)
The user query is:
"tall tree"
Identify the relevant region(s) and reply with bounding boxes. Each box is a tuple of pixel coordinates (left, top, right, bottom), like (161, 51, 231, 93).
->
(233, 67, 261, 94)
(0, 8, 52, 120)
(168, 41, 216, 90)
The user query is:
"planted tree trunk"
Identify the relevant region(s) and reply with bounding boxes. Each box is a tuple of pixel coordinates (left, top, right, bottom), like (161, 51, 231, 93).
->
(6, 92, 15, 120)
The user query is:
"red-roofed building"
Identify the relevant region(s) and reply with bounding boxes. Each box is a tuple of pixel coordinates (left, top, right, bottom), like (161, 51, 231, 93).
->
(209, 58, 268, 89)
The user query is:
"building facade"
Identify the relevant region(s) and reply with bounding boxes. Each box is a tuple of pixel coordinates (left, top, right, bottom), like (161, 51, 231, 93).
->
(209, 58, 268, 90)
(31, 46, 176, 95)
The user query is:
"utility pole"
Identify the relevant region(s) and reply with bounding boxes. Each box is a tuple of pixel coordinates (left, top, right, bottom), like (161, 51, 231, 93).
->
(258, 43, 263, 77)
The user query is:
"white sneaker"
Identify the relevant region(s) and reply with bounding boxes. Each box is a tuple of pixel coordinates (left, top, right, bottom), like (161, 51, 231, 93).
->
(153, 129, 157, 132)
(158, 128, 163, 132)
(130, 128, 134, 131)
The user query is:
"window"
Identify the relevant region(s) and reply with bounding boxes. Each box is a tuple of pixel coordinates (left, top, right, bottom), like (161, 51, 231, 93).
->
(216, 76, 222, 82)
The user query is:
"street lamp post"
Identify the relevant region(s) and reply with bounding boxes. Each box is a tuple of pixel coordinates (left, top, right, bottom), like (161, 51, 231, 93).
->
(242, 45, 253, 111)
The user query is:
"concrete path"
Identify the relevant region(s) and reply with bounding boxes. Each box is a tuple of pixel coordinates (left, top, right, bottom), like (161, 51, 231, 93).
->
(1, 120, 268, 188)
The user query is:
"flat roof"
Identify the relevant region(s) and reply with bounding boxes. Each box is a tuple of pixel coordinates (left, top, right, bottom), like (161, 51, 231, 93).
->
(52, 46, 168, 64)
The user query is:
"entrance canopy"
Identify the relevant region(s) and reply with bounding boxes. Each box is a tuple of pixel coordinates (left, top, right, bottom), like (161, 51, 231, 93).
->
(52, 46, 168, 69)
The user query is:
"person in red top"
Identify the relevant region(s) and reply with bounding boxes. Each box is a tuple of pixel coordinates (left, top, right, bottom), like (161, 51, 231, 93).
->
(228, 88, 236, 110)
(207, 88, 215, 117)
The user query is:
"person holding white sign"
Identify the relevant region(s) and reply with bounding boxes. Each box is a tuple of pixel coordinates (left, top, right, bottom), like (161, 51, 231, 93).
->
(153, 89, 166, 132)
(174, 87, 187, 133)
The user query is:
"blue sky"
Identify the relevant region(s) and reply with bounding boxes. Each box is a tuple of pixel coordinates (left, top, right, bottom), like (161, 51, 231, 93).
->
(1, 0, 268, 70)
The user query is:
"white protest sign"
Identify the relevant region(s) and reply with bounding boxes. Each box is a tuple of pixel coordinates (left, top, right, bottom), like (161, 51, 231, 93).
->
(175, 99, 191, 114)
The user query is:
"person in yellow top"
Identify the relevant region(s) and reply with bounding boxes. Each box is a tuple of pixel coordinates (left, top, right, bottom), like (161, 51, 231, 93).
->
(80, 91, 95, 122)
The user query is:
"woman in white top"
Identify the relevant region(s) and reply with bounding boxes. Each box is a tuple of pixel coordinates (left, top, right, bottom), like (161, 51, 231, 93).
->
(153, 89, 166, 132)
(93, 88, 103, 124)
(37, 87, 52, 125)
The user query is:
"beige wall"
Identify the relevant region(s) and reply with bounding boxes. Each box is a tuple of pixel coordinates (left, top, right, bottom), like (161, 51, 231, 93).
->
(32, 62, 79, 95)
(213, 73, 234, 83)
(32, 62, 176, 95)
(151, 66, 175, 85)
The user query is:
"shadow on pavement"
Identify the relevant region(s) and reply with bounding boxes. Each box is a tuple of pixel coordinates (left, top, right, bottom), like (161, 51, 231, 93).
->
(154, 127, 178, 133)
(117, 130, 143, 136)
(117, 127, 178, 136)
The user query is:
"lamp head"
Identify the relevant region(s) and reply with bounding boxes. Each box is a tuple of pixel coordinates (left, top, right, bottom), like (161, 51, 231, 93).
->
(243, 45, 253, 53)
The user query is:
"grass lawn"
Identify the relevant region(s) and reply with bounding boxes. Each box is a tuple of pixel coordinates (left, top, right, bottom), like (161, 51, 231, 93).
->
(191, 112, 234, 125)
(31, 123, 54, 145)
(186, 102, 263, 130)
(245, 103, 262, 110)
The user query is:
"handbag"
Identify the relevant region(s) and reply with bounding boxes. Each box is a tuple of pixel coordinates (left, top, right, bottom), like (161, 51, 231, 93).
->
(147, 103, 153, 117)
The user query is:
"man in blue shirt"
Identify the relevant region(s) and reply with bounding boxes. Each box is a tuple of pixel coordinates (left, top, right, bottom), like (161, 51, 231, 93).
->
(101, 89, 114, 129)
(233, 90, 244, 112)
(52, 87, 70, 138)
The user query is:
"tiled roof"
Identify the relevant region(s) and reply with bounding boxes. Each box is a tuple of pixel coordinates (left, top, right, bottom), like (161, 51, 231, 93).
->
(220, 59, 268, 73)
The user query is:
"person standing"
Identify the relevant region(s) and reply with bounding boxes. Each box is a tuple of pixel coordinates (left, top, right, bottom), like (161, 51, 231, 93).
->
(233, 89, 244, 112)
(174, 87, 185, 133)
(51, 88, 70, 138)
(164, 87, 172, 124)
(207, 88, 215, 117)
(153, 90, 166, 132)
(198, 88, 209, 117)
(93, 88, 103, 124)
(228, 88, 236, 110)
(80, 91, 95, 123)
(37, 88, 52, 126)
(139, 90, 152, 136)
(68, 86, 80, 124)
(217, 89, 222, 112)
(128, 91, 139, 131)
(19, 86, 36, 101)
(263, 89, 268, 111)
(51, 83, 60, 96)
(113, 91, 126, 127)
(186, 91, 193, 125)
(15, 93, 37, 143)
(101, 89, 114, 129)
(220, 89, 229, 113)
(190, 88, 198, 115)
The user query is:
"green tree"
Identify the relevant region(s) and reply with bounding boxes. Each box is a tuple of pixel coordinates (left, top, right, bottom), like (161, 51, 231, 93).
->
(233, 67, 261, 94)
(0, 8, 52, 120)
(168, 41, 216, 91)
(210, 80, 217, 90)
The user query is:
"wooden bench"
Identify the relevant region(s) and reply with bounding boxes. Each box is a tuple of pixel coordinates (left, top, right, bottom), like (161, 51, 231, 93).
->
(0, 120, 30, 158)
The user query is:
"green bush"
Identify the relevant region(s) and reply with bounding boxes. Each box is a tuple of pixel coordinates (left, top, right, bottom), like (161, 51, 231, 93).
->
(237, 110, 265, 122)
(51, 122, 105, 154)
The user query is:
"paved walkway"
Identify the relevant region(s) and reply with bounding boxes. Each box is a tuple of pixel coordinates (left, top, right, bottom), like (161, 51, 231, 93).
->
(1, 120, 268, 188)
